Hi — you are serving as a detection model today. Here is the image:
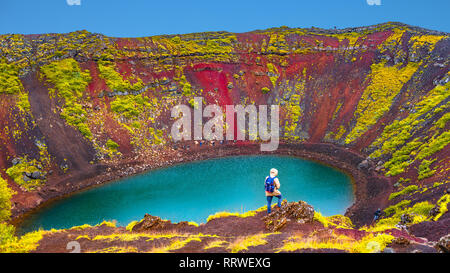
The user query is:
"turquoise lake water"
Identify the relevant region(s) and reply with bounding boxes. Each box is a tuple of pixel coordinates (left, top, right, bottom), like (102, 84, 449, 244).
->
(18, 155, 354, 233)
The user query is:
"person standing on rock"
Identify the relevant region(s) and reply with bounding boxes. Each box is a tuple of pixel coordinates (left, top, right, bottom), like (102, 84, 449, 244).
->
(265, 168, 282, 214)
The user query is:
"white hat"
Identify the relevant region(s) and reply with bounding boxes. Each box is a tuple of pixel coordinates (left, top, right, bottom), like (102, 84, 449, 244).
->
(270, 168, 278, 176)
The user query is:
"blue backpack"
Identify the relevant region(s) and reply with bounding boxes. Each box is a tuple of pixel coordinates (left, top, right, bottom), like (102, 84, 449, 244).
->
(265, 176, 276, 192)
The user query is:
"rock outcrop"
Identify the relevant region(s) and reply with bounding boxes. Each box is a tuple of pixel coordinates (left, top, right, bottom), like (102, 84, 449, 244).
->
(263, 200, 315, 231)
(131, 213, 192, 232)
(131, 214, 169, 232)
(435, 234, 450, 253)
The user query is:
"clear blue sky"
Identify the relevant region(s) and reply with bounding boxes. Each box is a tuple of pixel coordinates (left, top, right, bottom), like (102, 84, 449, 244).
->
(1, 0, 449, 37)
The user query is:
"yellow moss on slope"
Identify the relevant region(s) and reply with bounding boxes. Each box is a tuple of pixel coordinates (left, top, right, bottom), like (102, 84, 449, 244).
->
(266, 63, 279, 87)
(0, 175, 15, 222)
(40, 58, 93, 139)
(345, 61, 419, 143)
(151, 32, 237, 61)
(369, 82, 449, 176)
(5, 156, 46, 191)
(0, 59, 23, 94)
(378, 28, 406, 52)
(0, 229, 46, 253)
(206, 207, 266, 222)
(313, 212, 354, 229)
(97, 59, 143, 92)
(410, 35, 446, 52)
(1, 173, 46, 253)
(362, 200, 434, 233)
(0, 59, 31, 114)
(283, 81, 305, 140)
(227, 233, 275, 253)
(433, 194, 450, 221)
(277, 232, 394, 253)
(329, 32, 363, 47)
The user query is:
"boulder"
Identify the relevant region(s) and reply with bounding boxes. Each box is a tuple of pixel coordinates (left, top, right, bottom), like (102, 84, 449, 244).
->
(438, 75, 449, 86)
(429, 206, 440, 218)
(383, 247, 395, 253)
(131, 214, 169, 232)
(400, 214, 413, 225)
(31, 171, 41, 179)
(160, 78, 170, 85)
(60, 162, 69, 170)
(435, 234, 450, 253)
(12, 157, 21, 166)
(392, 236, 410, 246)
(262, 200, 314, 232)
(49, 187, 59, 192)
(357, 159, 370, 170)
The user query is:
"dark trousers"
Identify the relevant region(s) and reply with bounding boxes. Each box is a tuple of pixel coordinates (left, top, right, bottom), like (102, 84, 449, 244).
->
(267, 195, 282, 213)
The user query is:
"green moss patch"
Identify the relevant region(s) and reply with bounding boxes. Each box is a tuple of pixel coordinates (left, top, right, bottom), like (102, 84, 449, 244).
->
(5, 157, 45, 191)
(388, 185, 419, 201)
(110, 94, 151, 120)
(41, 58, 93, 139)
(346, 61, 419, 144)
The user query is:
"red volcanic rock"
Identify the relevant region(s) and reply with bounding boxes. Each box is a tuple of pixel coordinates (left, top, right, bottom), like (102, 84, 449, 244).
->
(0, 23, 448, 245)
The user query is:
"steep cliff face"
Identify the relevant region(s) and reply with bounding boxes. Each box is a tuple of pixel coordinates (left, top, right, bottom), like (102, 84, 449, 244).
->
(0, 22, 448, 235)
